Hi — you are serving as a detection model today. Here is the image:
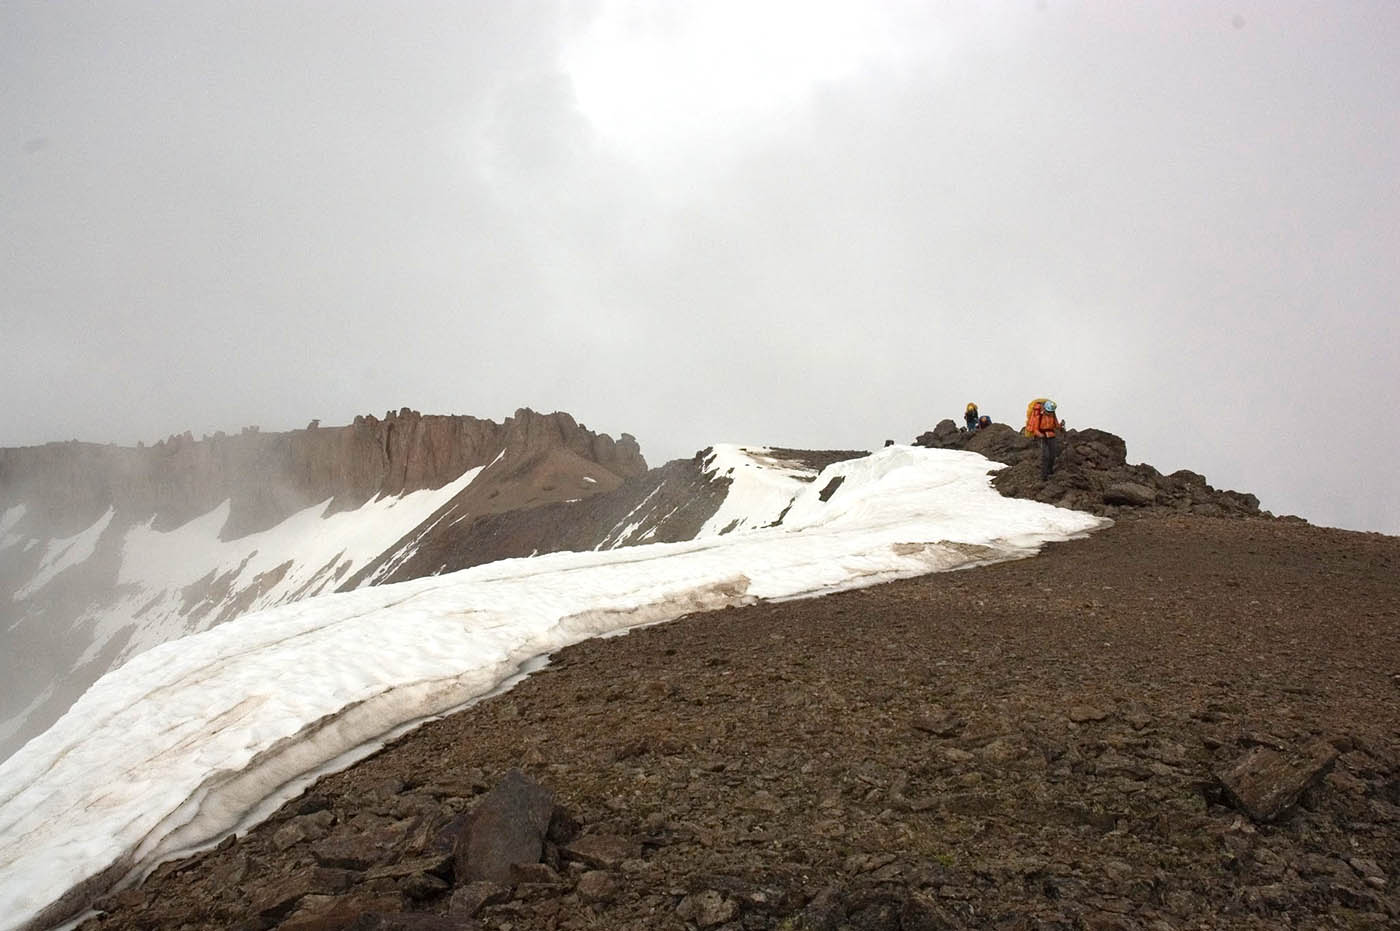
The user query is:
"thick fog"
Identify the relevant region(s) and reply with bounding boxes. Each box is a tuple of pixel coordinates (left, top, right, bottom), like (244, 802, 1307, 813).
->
(3, 1, 1397, 533)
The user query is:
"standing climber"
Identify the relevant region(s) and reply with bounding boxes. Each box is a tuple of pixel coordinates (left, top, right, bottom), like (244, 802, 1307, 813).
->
(964, 403, 979, 432)
(1025, 399, 1062, 479)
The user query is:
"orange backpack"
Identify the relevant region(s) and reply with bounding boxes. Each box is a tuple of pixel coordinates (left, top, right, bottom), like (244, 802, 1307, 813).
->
(1024, 398, 1049, 436)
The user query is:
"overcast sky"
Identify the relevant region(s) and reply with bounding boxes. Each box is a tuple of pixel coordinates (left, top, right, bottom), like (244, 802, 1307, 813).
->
(3, 1, 1397, 534)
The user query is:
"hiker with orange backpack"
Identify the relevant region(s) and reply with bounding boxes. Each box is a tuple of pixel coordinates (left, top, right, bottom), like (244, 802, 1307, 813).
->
(1024, 398, 1062, 479)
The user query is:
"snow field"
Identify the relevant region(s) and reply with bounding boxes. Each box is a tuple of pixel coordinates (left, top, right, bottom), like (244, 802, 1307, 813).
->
(57, 467, 482, 674)
(0, 445, 1107, 931)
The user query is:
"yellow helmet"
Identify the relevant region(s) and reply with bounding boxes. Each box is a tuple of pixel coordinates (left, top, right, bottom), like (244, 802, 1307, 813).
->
(966, 402, 977, 411)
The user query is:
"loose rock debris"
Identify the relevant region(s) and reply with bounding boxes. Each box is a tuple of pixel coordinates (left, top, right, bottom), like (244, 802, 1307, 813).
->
(82, 515, 1400, 930)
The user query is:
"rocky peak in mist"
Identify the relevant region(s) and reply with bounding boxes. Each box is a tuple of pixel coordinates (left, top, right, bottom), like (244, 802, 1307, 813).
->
(0, 407, 646, 540)
(0, 407, 645, 764)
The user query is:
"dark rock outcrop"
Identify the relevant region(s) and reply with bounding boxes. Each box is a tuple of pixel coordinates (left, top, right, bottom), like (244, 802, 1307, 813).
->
(358, 445, 871, 586)
(355, 451, 732, 585)
(914, 421, 1265, 519)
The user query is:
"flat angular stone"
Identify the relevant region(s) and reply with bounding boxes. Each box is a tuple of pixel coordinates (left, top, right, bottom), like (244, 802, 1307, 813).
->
(364, 854, 454, 882)
(250, 866, 355, 918)
(912, 708, 964, 737)
(1216, 738, 1338, 822)
(278, 893, 403, 931)
(1103, 482, 1157, 506)
(449, 880, 510, 918)
(312, 816, 409, 870)
(562, 833, 638, 869)
(274, 811, 335, 851)
(576, 870, 618, 903)
(509, 861, 561, 884)
(402, 872, 451, 900)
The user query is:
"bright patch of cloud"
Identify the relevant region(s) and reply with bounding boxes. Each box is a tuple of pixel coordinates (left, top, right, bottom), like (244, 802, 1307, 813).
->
(562, 0, 908, 162)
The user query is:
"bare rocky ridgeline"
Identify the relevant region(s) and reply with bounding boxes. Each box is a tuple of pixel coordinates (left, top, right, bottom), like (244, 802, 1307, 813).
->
(357, 447, 867, 586)
(0, 408, 646, 538)
(68, 433, 1400, 930)
(912, 421, 1265, 520)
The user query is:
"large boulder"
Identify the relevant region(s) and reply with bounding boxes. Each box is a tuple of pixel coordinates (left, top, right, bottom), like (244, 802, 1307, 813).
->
(912, 419, 962, 448)
(1216, 738, 1339, 822)
(450, 769, 556, 883)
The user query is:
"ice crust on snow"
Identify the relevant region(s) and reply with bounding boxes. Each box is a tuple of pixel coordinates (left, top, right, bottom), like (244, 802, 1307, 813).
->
(0, 445, 1106, 931)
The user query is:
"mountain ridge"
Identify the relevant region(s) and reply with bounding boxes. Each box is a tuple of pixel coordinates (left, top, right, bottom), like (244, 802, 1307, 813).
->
(1, 441, 1113, 931)
(0, 408, 646, 762)
(0, 411, 1276, 768)
(1, 411, 1343, 931)
(0, 407, 645, 539)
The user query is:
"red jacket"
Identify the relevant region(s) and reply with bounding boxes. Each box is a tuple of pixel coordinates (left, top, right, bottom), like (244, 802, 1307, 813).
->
(1029, 411, 1060, 438)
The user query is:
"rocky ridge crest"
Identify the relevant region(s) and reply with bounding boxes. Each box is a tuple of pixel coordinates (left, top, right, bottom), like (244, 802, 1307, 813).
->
(913, 421, 1265, 520)
(0, 408, 645, 540)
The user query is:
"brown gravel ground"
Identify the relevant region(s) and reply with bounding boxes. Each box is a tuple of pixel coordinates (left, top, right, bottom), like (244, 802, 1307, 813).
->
(84, 514, 1400, 931)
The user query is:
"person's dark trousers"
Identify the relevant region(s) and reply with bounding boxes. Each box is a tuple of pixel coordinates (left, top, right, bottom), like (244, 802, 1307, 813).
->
(1040, 435, 1058, 479)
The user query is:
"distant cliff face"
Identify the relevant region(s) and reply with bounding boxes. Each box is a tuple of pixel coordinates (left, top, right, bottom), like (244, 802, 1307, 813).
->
(0, 408, 646, 539)
(0, 408, 646, 762)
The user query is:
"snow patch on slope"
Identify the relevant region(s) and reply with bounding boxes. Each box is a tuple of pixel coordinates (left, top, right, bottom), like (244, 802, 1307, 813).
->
(0, 445, 1107, 931)
(12, 508, 114, 601)
(66, 468, 484, 673)
(697, 445, 812, 536)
